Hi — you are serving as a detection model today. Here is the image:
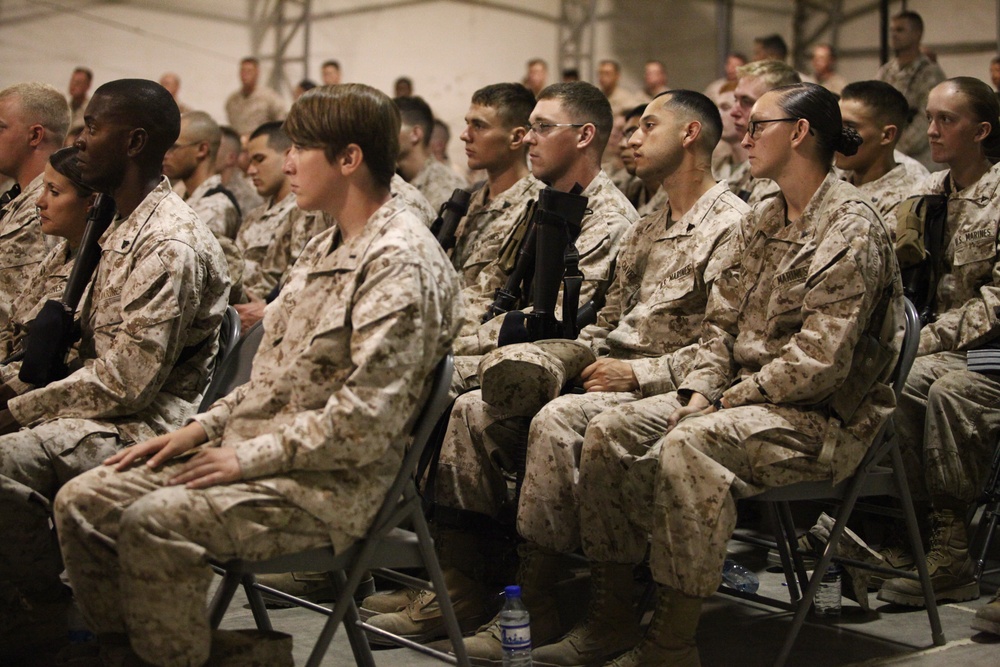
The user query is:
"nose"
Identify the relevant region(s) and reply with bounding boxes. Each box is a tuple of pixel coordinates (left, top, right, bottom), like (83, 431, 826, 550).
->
(740, 130, 753, 150)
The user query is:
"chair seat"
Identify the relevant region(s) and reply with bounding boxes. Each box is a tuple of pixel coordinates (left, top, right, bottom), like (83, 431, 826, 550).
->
(751, 466, 895, 502)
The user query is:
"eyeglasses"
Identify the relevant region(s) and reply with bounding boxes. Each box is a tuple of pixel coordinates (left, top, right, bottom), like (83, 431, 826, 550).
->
(166, 140, 200, 153)
(527, 122, 586, 136)
(746, 117, 800, 140)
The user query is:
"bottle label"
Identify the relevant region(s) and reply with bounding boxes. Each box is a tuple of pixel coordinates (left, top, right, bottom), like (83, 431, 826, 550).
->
(501, 621, 531, 650)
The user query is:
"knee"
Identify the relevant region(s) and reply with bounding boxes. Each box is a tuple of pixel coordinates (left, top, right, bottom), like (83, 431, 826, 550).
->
(118, 488, 186, 545)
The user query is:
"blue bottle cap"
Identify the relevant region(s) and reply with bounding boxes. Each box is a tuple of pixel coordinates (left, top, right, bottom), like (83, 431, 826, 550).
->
(505, 585, 522, 598)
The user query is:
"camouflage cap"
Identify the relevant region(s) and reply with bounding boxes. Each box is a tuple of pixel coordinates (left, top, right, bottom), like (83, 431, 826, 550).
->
(479, 339, 596, 417)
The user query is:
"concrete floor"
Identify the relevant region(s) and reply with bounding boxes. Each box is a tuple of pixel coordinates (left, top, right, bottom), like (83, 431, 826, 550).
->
(215, 555, 1000, 666)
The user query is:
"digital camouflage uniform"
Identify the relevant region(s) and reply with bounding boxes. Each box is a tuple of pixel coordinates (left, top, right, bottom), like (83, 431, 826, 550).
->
(0, 178, 230, 610)
(451, 169, 636, 391)
(185, 173, 245, 298)
(727, 160, 781, 206)
(845, 161, 930, 220)
(410, 156, 469, 212)
(579, 174, 904, 597)
(391, 172, 437, 227)
(224, 86, 287, 137)
(0, 175, 54, 330)
(225, 171, 265, 220)
(876, 55, 946, 170)
(451, 175, 544, 285)
(55, 196, 462, 667)
(437, 183, 747, 554)
(897, 163, 1000, 505)
(0, 239, 75, 364)
(235, 192, 300, 300)
(637, 186, 669, 217)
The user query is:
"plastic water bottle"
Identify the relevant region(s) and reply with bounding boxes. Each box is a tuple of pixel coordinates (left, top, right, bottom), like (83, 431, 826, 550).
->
(500, 585, 531, 666)
(813, 564, 842, 617)
(721, 559, 760, 594)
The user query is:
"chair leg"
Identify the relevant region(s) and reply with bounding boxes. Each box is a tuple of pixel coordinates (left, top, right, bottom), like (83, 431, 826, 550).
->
(208, 570, 242, 629)
(889, 444, 946, 647)
(242, 574, 274, 632)
(331, 570, 376, 667)
(768, 502, 802, 601)
(413, 511, 470, 667)
(974, 502, 999, 580)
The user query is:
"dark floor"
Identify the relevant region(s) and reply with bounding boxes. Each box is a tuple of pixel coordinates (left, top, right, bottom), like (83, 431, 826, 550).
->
(215, 548, 1000, 666)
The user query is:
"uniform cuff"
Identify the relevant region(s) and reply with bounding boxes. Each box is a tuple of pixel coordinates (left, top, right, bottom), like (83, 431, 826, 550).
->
(234, 432, 288, 479)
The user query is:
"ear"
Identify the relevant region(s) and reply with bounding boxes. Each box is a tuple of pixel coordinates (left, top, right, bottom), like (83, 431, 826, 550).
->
(195, 140, 210, 161)
(881, 124, 898, 146)
(126, 127, 148, 158)
(27, 123, 45, 148)
(789, 118, 811, 149)
(509, 126, 527, 149)
(576, 122, 597, 150)
(682, 120, 703, 148)
(338, 143, 364, 176)
(975, 121, 992, 144)
(85, 192, 99, 212)
(410, 125, 425, 147)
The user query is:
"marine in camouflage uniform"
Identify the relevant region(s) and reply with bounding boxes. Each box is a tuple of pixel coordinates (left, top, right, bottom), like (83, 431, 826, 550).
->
(727, 160, 781, 206)
(0, 177, 230, 656)
(0, 175, 55, 330)
(451, 175, 543, 282)
(55, 195, 461, 667)
(580, 174, 903, 600)
(451, 168, 635, 392)
(437, 182, 747, 555)
(882, 162, 1000, 605)
(411, 155, 469, 211)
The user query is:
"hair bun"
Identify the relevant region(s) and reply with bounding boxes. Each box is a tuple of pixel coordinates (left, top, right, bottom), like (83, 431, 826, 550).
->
(836, 126, 862, 157)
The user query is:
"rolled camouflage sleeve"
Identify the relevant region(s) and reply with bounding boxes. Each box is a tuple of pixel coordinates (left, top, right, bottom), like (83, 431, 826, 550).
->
(231, 259, 438, 478)
(9, 241, 207, 426)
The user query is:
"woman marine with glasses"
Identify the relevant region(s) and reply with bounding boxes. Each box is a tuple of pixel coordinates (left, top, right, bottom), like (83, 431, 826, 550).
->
(578, 82, 905, 665)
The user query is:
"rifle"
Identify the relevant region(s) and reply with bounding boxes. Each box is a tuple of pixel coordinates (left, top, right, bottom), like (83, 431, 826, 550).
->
(431, 188, 472, 251)
(19, 194, 117, 386)
(483, 185, 589, 342)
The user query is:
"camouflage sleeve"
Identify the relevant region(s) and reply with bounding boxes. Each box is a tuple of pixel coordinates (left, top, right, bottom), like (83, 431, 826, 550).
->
(577, 219, 643, 356)
(724, 215, 883, 408)
(918, 250, 1000, 356)
(678, 217, 748, 401)
(228, 258, 442, 477)
(8, 240, 209, 426)
(631, 223, 740, 397)
(192, 196, 239, 240)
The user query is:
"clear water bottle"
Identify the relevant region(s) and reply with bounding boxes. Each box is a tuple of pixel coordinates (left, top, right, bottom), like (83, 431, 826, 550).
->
(813, 564, 842, 617)
(500, 585, 531, 667)
(721, 559, 760, 594)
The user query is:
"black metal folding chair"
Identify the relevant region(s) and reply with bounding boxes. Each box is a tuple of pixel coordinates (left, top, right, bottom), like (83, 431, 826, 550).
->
(207, 353, 471, 667)
(198, 320, 264, 413)
(723, 298, 945, 667)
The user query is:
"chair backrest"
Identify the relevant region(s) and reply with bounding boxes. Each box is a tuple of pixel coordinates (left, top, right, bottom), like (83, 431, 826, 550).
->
(197, 320, 266, 412)
(892, 297, 921, 402)
(217, 305, 241, 371)
(367, 353, 455, 535)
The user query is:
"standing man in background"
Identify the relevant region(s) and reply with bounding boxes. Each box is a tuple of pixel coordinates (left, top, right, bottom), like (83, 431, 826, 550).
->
(225, 57, 287, 138)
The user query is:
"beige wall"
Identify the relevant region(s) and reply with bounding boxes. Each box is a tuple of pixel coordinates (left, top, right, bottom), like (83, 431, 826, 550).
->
(0, 0, 996, 168)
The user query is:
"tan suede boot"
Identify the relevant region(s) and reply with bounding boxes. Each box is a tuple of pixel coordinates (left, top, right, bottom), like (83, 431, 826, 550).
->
(365, 528, 498, 645)
(459, 543, 566, 665)
(532, 562, 639, 666)
(878, 509, 979, 606)
(972, 589, 1000, 635)
(605, 587, 702, 667)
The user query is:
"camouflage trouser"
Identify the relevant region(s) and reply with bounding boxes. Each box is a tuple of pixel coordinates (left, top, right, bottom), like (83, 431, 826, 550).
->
(54, 459, 333, 667)
(897, 351, 1000, 505)
(581, 396, 836, 598)
(519, 392, 674, 553)
(435, 388, 526, 518)
(0, 418, 125, 602)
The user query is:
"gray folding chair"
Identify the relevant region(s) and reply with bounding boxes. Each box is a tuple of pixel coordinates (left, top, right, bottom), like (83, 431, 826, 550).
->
(207, 353, 471, 667)
(198, 320, 264, 412)
(971, 438, 1000, 579)
(724, 298, 945, 667)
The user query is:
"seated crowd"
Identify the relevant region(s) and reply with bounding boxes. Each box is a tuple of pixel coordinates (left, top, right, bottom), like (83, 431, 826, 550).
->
(1, 8, 1000, 667)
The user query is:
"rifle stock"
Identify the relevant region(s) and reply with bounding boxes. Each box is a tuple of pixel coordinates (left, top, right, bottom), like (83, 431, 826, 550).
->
(19, 194, 117, 387)
(432, 188, 472, 250)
